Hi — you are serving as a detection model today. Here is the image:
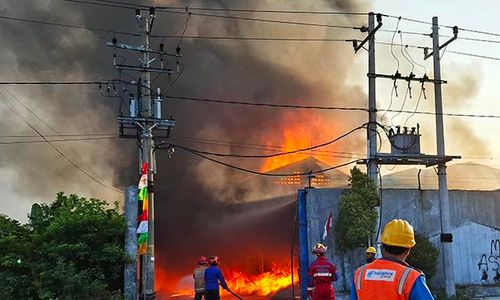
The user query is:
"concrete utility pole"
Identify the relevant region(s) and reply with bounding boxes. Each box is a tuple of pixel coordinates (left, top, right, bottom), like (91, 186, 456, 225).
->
(367, 12, 378, 187)
(140, 10, 155, 298)
(124, 186, 138, 300)
(110, 7, 177, 299)
(431, 16, 456, 297)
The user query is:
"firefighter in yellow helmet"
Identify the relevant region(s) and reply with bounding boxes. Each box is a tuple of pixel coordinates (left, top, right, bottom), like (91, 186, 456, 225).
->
(350, 219, 434, 300)
(365, 247, 376, 264)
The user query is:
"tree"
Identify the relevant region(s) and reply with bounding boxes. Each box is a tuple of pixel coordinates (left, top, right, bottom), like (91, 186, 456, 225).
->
(0, 192, 127, 299)
(406, 233, 439, 280)
(335, 167, 380, 252)
(0, 215, 36, 299)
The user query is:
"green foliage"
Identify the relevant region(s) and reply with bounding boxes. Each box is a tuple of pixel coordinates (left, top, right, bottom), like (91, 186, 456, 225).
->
(406, 233, 439, 280)
(335, 167, 380, 251)
(0, 215, 36, 299)
(0, 192, 127, 299)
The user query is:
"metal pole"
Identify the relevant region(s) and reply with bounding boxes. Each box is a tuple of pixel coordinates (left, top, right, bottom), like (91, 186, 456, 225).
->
(141, 14, 155, 299)
(431, 16, 456, 297)
(367, 12, 381, 245)
(297, 189, 309, 300)
(125, 186, 138, 300)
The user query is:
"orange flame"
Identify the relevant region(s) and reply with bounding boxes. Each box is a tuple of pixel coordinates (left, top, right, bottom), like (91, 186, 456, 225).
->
(260, 111, 340, 172)
(223, 264, 298, 296)
(168, 264, 298, 298)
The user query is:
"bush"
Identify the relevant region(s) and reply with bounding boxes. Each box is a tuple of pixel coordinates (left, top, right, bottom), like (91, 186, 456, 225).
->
(406, 233, 439, 279)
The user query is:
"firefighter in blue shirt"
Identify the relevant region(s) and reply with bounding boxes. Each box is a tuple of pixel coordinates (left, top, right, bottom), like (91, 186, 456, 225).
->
(204, 256, 228, 300)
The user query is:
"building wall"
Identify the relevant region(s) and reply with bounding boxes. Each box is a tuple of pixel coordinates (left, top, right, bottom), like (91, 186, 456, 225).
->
(429, 221, 500, 286)
(304, 188, 500, 291)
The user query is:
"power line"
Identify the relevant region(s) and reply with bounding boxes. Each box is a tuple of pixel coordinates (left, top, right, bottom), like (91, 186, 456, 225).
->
(0, 14, 138, 36)
(0, 92, 123, 194)
(158, 9, 363, 30)
(65, 0, 369, 15)
(447, 50, 500, 61)
(0, 81, 108, 85)
(375, 41, 500, 62)
(169, 135, 365, 158)
(0, 133, 115, 137)
(151, 35, 353, 42)
(380, 108, 500, 119)
(174, 144, 360, 177)
(165, 124, 366, 159)
(0, 136, 119, 144)
(166, 94, 500, 118)
(165, 95, 368, 112)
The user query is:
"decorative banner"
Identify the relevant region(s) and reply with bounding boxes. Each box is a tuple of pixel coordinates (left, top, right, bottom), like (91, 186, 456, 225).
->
(137, 163, 148, 256)
(136, 220, 148, 234)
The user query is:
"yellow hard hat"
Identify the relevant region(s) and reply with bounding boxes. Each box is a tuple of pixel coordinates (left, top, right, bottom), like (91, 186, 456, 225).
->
(381, 219, 416, 248)
(365, 247, 376, 254)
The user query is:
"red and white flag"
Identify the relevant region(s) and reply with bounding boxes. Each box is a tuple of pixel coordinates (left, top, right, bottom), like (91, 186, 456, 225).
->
(322, 210, 333, 241)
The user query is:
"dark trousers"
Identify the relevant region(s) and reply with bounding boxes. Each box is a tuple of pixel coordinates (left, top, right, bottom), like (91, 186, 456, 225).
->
(204, 290, 220, 300)
(194, 291, 205, 300)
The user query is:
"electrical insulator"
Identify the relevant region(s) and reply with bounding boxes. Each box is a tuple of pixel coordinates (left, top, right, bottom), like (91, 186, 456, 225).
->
(154, 88, 162, 119)
(129, 95, 138, 117)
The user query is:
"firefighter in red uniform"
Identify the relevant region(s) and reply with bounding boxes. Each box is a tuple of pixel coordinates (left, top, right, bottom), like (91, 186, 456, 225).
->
(308, 243, 338, 300)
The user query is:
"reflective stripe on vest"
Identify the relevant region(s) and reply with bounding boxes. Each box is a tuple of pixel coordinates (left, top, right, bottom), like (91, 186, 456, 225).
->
(397, 267, 413, 295)
(356, 264, 369, 290)
(314, 272, 332, 277)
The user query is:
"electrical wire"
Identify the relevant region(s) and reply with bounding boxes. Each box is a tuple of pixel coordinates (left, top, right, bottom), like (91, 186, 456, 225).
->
(150, 35, 353, 42)
(67, 0, 369, 15)
(2, 87, 122, 188)
(0, 92, 123, 194)
(447, 50, 500, 61)
(390, 17, 401, 72)
(0, 14, 138, 37)
(174, 145, 360, 177)
(169, 135, 364, 158)
(165, 95, 368, 112)
(379, 84, 396, 124)
(0, 136, 119, 144)
(164, 124, 366, 159)
(399, 31, 414, 73)
(158, 9, 363, 30)
(403, 87, 425, 127)
(390, 86, 409, 126)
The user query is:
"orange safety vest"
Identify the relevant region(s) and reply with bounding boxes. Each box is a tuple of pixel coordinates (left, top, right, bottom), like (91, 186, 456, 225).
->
(354, 258, 421, 300)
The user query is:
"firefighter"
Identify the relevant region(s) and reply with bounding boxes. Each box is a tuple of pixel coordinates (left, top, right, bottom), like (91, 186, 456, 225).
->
(350, 219, 434, 300)
(308, 243, 338, 300)
(193, 256, 208, 300)
(204, 256, 228, 300)
(365, 247, 376, 264)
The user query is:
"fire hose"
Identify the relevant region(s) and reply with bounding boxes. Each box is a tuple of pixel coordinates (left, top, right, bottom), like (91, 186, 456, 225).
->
(226, 288, 244, 300)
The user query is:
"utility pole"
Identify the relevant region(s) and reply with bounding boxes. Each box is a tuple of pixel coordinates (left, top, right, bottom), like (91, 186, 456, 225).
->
(140, 9, 155, 298)
(352, 12, 383, 243)
(124, 186, 138, 300)
(430, 16, 456, 297)
(110, 7, 177, 299)
(367, 12, 378, 187)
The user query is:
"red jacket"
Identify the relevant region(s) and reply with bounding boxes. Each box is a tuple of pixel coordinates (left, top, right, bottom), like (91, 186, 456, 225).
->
(308, 256, 338, 285)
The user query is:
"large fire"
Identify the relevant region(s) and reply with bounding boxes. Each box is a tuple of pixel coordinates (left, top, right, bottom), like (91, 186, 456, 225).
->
(168, 264, 298, 298)
(223, 263, 299, 296)
(260, 111, 341, 172)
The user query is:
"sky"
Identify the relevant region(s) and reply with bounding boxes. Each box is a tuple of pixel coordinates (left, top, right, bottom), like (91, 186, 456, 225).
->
(370, 0, 500, 162)
(0, 0, 499, 222)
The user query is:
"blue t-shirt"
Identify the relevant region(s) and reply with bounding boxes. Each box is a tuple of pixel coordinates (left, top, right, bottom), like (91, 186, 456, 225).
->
(349, 274, 434, 300)
(204, 265, 228, 291)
